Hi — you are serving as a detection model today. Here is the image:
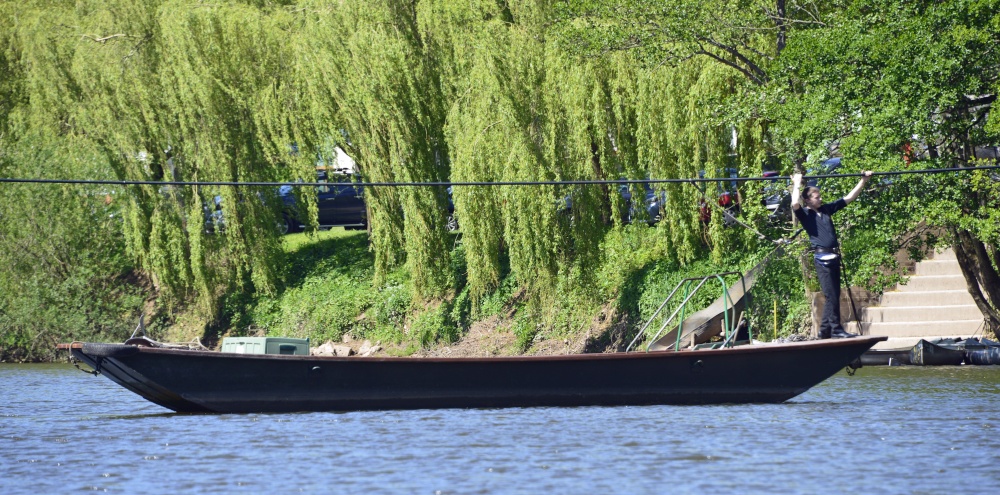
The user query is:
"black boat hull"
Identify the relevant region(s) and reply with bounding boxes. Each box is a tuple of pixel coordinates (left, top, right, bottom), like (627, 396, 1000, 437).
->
(64, 337, 885, 413)
(966, 346, 1000, 365)
(859, 349, 912, 366)
(910, 339, 966, 366)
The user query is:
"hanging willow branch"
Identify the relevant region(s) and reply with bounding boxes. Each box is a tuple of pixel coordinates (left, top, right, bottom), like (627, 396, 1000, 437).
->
(5, 0, 776, 317)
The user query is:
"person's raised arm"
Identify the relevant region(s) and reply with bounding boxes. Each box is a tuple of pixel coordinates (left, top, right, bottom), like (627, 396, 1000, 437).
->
(791, 172, 803, 210)
(843, 171, 874, 204)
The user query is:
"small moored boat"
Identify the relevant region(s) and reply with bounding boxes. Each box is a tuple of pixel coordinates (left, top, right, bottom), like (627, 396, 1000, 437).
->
(964, 338, 1000, 365)
(859, 348, 912, 366)
(909, 339, 965, 366)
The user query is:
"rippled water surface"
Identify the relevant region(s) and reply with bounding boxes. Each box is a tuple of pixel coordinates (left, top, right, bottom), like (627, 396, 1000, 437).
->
(2, 363, 999, 494)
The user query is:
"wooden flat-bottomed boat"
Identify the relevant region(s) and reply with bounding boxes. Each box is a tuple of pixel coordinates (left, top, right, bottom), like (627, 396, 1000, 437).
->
(58, 336, 885, 414)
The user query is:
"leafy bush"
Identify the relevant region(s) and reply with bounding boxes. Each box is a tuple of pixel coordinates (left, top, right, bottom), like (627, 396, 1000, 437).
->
(511, 313, 538, 353)
(369, 282, 411, 336)
(218, 230, 377, 342)
(411, 301, 459, 347)
(478, 274, 521, 318)
(450, 285, 473, 332)
(743, 247, 812, 339)
(0, 141, 145, 361)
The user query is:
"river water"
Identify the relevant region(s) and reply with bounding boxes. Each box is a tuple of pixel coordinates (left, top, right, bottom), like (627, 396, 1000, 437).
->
(2, 363, 999, 494)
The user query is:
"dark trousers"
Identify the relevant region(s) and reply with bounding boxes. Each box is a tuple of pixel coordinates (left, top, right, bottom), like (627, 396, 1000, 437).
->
(814, 257, 843, 338)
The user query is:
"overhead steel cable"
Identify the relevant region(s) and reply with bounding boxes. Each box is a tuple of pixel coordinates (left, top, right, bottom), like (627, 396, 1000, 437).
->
(0, 163, 998, 188)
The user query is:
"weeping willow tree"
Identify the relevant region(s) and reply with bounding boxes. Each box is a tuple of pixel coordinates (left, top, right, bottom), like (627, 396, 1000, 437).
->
(424, 0, 773, 304)
(1, 2, 147, 358)
(552, 0, 814, 257)
(3, 0, 785, 336)
(442, 3, 565, 299)
(72, 1, 303, 317)
(5, 1, 315, 321)
(419, 0, 617, 302)
(2, 0, 456, 321)
(293, 0, 453, 299)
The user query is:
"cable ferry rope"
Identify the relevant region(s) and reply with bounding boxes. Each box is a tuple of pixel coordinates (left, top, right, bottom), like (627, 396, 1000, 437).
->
(1, 164, 998, 188)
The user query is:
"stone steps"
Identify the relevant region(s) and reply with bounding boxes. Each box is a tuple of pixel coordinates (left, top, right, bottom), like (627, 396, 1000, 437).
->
(856, 248, 985, 340)
(934, 249, 957, 260)
(849, 320, 985, 338)
(879, 290, 974, 307)
(862, 304, 981, 323)
(894, 274, 968, 291)
(914, 259, 962, 276)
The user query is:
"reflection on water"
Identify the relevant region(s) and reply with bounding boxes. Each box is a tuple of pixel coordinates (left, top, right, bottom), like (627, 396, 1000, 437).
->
(2, 364, 999, 494)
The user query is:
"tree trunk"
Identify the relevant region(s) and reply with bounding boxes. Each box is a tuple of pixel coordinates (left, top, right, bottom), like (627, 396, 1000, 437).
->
(591, 141, 612, 224)
(951, 227, 1000, 335)
(775, 0, 787, 55)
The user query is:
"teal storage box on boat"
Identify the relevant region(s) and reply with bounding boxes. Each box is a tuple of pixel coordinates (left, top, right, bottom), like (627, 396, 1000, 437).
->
(221, 337, 309, 356)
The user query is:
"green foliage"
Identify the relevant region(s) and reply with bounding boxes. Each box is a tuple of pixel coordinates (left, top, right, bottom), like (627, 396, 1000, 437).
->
(767, 0, 1000, 328)
(553, 1, 785, 84)
(295, 0, 453, 299)
(410, 301, 459, 347)
(1, 0, 300, 325)
(448, 243, 473, 329)
(743, 246, 813, 339)
(0, 137, 145, 362)
(369, 283, 411, 337)
(478, 273, 522, 318)
(231, 229, 375, 342)
(3, 0, 998, 355)
(510, 312, 539, 353)
(768, 0, 1000, 163)
(596, 224, 673, 309)
(450, 285, 473, 331)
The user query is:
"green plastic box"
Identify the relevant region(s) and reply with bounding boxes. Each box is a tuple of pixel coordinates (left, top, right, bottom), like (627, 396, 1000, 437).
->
(221, 337, 310, 356)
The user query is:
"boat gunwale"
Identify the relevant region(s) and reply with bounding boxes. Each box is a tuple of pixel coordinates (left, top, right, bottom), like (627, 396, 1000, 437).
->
(60, 336, 886, 364)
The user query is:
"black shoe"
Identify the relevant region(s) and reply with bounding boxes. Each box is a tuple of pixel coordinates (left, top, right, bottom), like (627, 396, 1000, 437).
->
(818, 331, 831, 339)
(830, 329, 857, 339)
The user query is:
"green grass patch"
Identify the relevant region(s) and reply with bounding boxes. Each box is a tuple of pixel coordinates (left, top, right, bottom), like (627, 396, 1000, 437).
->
(217, 224, 810, 355)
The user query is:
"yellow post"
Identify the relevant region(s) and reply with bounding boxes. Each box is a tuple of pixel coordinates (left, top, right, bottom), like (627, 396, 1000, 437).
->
(773, 299, 778, 340)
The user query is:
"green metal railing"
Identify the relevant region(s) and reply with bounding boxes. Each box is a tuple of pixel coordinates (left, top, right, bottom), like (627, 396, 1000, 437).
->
(625, 271, 749, 353)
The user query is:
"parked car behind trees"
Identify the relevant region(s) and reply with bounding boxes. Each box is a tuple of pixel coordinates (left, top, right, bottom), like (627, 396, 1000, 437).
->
(279, 168, 367, 233)
(560, 181, 667, 226)
(206, 168, 462, 235)
(619, 183, 667, 225)
(203, 168, 367, 235)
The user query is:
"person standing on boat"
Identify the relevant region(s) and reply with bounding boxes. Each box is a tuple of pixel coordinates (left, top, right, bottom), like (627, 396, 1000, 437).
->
(791, 169, 874, 339)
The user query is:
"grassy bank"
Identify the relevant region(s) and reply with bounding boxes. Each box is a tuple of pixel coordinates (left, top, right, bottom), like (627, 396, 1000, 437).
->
(4, 224, 814, 362)
(203, 226, 813, 357)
